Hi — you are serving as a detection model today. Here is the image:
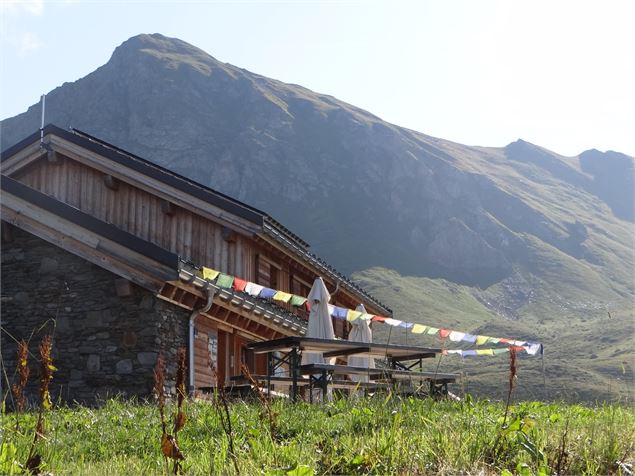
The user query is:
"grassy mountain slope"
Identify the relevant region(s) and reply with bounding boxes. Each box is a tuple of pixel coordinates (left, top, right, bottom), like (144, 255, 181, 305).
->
(1, 33, 633, 401)
(354, 267, 633, 402)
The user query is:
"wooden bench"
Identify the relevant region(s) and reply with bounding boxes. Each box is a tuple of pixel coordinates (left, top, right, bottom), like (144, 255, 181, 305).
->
(299, 363, 457, 382)
(229, 373, 390, 401)
(299, 363, 458, 398)
(227, 363, 458, 401)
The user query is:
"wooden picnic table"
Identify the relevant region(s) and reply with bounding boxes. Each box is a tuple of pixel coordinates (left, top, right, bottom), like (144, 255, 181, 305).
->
(244, 336, 457, 401)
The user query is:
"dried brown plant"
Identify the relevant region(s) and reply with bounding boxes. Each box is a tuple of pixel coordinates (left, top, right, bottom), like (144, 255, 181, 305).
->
(503, 347, 518, 425)
(25, 335, 56, 475)
(240, 363, 278, 440)
(154, 352, 186, 474)
(210, 354, 240, 475)
(171, 348, 188, 474)
(12, 339, 30, 418)
(38, 335, 55, 412)
(153, 354, 167, 436)
(174, 348, 187, 433)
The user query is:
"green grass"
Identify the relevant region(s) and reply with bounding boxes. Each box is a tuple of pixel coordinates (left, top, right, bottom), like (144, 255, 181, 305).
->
(352, 266, 635, 403)
(2, 396, 634, 475)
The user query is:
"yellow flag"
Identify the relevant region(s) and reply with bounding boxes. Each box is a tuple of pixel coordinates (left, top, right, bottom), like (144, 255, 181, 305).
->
(411, 324, 428, 334)
(273, 291, 292, 303)
(476, 335, 489, 346)
(346, 310, 362, 321)
(201, 267, 220, 281)
(476, 349, 495, 356)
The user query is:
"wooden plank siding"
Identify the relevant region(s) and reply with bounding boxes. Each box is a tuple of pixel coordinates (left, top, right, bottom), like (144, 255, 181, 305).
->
(13, 155, 368, 342)
(14, 157, 247, 277)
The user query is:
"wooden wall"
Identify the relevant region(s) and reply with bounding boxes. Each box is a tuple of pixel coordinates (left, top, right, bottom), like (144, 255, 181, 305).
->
(15, 157, 247, 277)
(15, 155, 361, 338)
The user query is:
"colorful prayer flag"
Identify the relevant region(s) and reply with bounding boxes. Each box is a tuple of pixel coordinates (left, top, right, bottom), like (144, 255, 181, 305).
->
(476, 349, 495, 356)
(244, 282, 264, 297)
(346, 310, 362, 321)
(449, 331, 465, 342)
(439, 329, 451, 339)
(201, 267, 220, 281)
(290, 295, 307, 307)
(216, 273, 234, 289)
(332, 307, 348, 320)
(411, 324, 428, 334)
(233, 278, 248, 293)
(273, 291, 292, 303)
(259, 288, 276, 299)
(525, 343, 542, 356)
(384, 318, 403, 327)
(426, 326, 439, 335)
(476, 335, 490, 346)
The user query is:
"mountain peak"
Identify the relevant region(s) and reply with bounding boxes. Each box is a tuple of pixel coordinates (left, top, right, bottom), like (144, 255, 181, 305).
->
(504, 138, 544, 155)
(109, 33, 221, 73)
(115, 33, 209, 57)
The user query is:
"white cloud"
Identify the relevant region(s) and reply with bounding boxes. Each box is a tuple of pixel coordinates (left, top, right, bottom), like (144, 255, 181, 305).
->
(16, 31, 42, 56)
(0, 0, 45, 16)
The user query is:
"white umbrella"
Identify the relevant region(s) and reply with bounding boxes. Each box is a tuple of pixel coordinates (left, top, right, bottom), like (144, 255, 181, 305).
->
(301, 277, 335, 366)
(347, 304, 374, 382)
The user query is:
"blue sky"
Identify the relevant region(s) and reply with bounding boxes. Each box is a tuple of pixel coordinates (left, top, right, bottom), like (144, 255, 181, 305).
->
(2, 0, 634, 156)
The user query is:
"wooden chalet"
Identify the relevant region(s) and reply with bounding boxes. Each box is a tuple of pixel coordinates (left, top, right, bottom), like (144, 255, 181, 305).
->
(0, 125, 391, 403)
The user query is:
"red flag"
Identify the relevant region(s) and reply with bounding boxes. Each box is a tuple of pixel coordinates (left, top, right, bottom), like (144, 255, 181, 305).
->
(233, 277, 248, 293)
(439, 329, 451, 339)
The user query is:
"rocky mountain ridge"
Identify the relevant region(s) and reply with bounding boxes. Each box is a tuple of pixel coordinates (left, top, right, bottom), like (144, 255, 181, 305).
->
(1, 33, 633, 319)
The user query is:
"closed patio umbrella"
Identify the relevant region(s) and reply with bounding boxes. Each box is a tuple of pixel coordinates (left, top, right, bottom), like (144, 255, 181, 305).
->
(301, 277, 335, 366)
(347, 304, 374, 382)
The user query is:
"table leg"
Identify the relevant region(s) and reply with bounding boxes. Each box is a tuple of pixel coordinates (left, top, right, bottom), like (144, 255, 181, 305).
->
(290, 347, 299, 402)
(267, 352, 272, 397)
(321, 369, 328, 401)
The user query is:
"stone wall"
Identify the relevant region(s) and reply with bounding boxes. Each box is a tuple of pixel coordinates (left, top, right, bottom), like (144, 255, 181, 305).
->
(1, 226, 189, 405)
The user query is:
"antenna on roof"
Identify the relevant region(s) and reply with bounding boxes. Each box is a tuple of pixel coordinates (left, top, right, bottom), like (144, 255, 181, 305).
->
(39, 94, 58, 162)
(40, 94, 46, 145)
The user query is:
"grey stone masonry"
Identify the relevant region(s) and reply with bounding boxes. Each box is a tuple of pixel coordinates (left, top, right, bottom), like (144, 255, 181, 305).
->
(1, 226, 189, 406)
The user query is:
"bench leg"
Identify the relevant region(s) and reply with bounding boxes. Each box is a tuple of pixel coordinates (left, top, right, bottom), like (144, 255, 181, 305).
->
(290, 348, 299, 402)
(321, 370, 329, 402)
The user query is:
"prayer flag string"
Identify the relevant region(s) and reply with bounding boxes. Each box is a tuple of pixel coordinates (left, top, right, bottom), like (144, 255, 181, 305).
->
(198, 266, 542, 356)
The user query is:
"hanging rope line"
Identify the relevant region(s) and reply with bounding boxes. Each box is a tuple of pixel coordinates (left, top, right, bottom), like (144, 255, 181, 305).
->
(199, 266, 543, 357)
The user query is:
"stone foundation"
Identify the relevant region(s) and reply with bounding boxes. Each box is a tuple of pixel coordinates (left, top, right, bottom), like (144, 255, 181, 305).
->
(1, 226, 189, 406)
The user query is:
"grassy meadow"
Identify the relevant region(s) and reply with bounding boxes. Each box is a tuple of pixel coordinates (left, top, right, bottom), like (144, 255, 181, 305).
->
(1, 395, 634, 475)
(353, 267, 635, 403)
